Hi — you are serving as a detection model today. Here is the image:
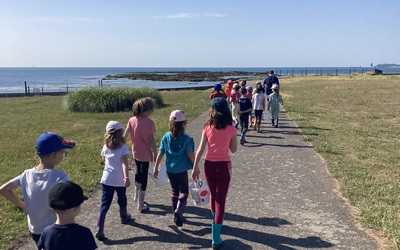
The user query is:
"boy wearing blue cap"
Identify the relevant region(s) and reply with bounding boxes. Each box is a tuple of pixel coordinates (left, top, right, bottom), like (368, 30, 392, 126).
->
(0, 132, 75, 244)
(209, 83, 227, 100)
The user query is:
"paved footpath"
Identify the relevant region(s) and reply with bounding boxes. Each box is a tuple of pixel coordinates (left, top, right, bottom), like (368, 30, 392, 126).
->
(18, 106, 379, 249)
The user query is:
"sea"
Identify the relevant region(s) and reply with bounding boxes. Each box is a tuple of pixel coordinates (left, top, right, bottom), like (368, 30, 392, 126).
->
(0, 66, 399, 94)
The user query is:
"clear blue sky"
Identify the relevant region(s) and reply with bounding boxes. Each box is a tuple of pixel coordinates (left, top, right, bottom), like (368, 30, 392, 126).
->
(1, 0, 399, 67)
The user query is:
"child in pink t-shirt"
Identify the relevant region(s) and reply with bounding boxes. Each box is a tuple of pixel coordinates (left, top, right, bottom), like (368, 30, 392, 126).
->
(192, 97, 237, 249)
(123, 97, 157, 213)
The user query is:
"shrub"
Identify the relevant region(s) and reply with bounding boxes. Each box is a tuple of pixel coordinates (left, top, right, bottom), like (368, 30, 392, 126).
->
(64, 86, 164, 112)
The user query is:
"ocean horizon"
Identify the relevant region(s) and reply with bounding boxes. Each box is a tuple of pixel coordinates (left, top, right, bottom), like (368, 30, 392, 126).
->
(0, 66, 398, 94)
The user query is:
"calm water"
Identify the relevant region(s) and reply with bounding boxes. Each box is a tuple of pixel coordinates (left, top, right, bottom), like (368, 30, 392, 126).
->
(0, 67, 397, 93)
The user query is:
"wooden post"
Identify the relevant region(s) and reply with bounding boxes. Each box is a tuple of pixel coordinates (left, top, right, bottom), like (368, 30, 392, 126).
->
(305, 69, 307, 76)
(336, 69, 338, 76)
(24, 81, 27, 96)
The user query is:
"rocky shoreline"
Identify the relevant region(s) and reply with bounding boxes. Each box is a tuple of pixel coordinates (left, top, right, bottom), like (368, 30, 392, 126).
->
(105, 71, 265, 82)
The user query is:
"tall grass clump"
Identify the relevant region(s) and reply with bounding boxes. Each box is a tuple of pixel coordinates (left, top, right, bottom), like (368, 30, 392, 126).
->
(65, 86, 164, 112)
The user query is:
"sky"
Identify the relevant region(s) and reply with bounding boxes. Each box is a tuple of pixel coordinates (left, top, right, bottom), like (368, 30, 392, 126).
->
(0, 0, 399, 67)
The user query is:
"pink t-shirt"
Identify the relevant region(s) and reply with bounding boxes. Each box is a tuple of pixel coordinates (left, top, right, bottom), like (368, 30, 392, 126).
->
(204, 124, 237, 162)
(127, 116, 156, 162)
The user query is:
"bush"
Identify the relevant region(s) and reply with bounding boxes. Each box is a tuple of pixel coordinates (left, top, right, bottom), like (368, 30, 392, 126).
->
(64, 86, 164, 112)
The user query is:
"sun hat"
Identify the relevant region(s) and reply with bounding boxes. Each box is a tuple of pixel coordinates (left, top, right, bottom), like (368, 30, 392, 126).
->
(49, 181, 88, 210)
(211, 97, 229, 112)
(246, 85, 253, 92)
(35, 132, 75, 156)
(226, 79, 233, 87)
(214, 83, 222, 91)
(169, 110, 186, 122)
(106, 120, 123, 133)
(271, 84, 279, 89)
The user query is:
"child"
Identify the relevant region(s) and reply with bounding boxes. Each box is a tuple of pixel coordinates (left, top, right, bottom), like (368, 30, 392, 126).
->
(0, 132, 75, 244)
(191, 97, 237, 249)
(224, 79, 234, 99)
(254, 81, 264, 94)
(238, 87, 253, 145)
(153, 110, 194, 227)
(209, 83, 227, 100)
(267, 84, 284, 128)
(37, 181, 97, 250)
(245, 85, 254, 127)
(252, 85, 266, 132)
(123, 97, 157, 213)
(229, 83, 241, 128)
(96, 121, 131, 240)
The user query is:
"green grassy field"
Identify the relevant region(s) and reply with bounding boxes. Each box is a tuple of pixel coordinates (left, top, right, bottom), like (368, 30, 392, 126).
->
(281, 74, 400, 249)
(0, 89, 211, 250)
(1, 75, 400, 249)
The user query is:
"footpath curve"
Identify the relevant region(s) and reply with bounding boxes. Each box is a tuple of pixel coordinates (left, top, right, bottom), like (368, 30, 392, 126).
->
(18, 98, 379, 250)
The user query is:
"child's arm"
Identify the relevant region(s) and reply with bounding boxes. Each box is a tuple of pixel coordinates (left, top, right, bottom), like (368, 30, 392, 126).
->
(229, 134, 238, 153)
(123, 123, 130, 141)
(191, 131, 207, 181)
(122, 154, 130, 187)
(149, 134, 157, 162)
(267, 99, 271, 111)
(188, 152, 195, 164)
(101, 156, 105, 165)
(153, 152, 164, 178)
(0, 182, 27, 214)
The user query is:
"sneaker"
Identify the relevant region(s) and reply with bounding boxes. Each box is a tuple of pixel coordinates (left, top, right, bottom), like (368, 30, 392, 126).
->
(275, 124, 278, 128)
(121, 214, 131, 224)
(240, 138, 244, 145)
(174, 211, 183, 227)
(95, 231, 106, 241)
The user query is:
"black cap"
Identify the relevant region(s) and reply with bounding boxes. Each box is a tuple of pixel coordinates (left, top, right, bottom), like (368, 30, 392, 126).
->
(49, 181, 88, 210)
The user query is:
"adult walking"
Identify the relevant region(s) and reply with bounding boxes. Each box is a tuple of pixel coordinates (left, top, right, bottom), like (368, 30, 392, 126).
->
(263, 70, 279, 99)
(191, 97, 237, 249)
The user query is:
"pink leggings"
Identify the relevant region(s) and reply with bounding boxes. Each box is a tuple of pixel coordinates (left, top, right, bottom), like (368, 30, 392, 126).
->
(204, 160, 231, 224)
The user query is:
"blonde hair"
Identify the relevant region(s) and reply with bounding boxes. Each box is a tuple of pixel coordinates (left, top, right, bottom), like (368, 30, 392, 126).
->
(104, 129, 125, 150)
(132, 97, 156, 117)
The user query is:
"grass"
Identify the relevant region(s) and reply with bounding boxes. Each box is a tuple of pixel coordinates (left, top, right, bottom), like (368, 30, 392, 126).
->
(0, 88, 211, 250)
(281, 74, 400, 249)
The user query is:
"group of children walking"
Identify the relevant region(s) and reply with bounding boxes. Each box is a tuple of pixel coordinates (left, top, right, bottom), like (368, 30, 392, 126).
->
(0, 78, 282, 250)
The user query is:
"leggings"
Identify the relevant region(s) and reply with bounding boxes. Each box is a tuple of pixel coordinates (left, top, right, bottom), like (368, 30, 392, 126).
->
(134, 159, 149, 191)
(167, 171, 189, 196)
(254, 109, 263, 125)
(204, 160, 231, 224)
(99, 184, 128, 215)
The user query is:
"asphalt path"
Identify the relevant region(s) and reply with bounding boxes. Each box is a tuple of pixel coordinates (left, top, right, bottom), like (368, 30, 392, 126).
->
(17, 97, 379, 250)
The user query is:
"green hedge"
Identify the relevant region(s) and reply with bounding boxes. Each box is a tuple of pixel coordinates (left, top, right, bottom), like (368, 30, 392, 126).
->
(64, 86, 164, 112)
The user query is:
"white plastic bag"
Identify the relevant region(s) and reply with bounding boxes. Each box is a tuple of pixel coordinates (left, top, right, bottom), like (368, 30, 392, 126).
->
(189, 180, 210, 206)
(148, 165, 169, 187)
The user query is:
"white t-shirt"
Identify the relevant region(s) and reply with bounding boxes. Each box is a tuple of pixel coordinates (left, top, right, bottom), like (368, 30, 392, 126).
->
(100, 144, 130, 187)
(11, 168, 69, 234)
(252, 93, 266, 110)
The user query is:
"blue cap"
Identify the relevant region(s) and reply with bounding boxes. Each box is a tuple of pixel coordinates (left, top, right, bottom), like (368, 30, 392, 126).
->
(214, 83, 222, 91)
(211, 97, 229, 112)
(36, 132, 75, 155)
